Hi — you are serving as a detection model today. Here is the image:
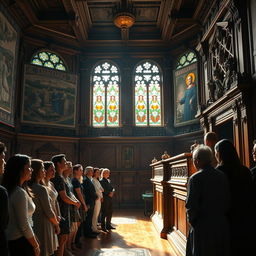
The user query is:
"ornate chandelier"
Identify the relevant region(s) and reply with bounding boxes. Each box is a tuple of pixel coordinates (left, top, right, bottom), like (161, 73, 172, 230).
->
(113, 0, 136, 40)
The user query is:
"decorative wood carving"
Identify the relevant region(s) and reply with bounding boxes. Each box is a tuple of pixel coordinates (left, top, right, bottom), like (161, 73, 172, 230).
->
(207, 21, 238, 105)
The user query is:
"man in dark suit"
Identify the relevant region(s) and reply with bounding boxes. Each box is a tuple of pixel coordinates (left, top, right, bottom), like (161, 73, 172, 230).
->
(100, 168, 115, 232)
(82, 166, 99, 238)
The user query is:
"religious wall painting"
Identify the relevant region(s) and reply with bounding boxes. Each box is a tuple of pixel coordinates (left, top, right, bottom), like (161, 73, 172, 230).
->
(0, 7, 18, 125)
(22, 65, 77, 127)
(174, 52, 198, 127)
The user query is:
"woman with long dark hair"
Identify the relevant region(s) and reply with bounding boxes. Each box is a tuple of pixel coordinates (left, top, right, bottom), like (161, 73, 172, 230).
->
(2, 154, 40, 256)
(215, 139, 256, 256)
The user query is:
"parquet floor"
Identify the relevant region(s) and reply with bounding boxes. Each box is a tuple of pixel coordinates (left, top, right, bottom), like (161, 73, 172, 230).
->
(74, 209, 177, 256)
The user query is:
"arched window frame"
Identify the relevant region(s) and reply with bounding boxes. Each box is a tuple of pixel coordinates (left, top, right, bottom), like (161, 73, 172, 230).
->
(133, 60, 163, 127)
(31, 50, 67, 71)
(91, 60, 121, 128)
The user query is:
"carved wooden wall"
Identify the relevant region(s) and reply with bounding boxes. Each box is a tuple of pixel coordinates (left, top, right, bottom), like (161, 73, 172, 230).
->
(196, 0, 254, 167)
(11, 134, 171, 208)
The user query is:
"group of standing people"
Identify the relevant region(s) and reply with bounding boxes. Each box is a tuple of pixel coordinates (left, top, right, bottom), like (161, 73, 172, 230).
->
(186, 132, 256, 256)
(0, 143, 115, 256)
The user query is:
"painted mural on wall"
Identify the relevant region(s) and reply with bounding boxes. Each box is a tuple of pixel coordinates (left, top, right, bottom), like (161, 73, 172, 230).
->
(0, 8, 18, 125)
(174, 51, 198, 127)
(22, 65, 77, 127)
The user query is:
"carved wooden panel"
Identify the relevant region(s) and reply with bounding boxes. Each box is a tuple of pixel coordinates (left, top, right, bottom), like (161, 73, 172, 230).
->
(90, 144, 116, 168)
(176, 198, 187, 236)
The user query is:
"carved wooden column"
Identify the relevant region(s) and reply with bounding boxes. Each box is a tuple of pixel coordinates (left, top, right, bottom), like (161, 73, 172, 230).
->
(200, 116, 209, 133)
(239, 99, 250, 166)
(150, 158, 172, 239)
(232, 100, 241, 157)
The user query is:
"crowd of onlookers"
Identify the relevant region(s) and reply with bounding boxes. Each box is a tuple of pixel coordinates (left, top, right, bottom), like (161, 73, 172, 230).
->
(186, 132, 256, 256)
(0, 142, 115, 256)
(1, 133, 256, 256)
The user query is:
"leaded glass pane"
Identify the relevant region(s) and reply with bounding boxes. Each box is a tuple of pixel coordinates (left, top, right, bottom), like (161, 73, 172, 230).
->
(32, 58, 43, 66)
(56, 64, 66, 71)
(50, 54, 59, 64)
(176, 51, 198, 69)
(92, 62, 120, 127)
(134, 61, 162, 126)
(93, 82, 105, 127)
(107, 82, 119, 127)
(187, 52, 195, 61)
(31, 51, 67, 71)
(39, 52, 49, 61)
(149, 79, 161, 126)
(44, 61, 54, 68)
(135, 82, 148, 126)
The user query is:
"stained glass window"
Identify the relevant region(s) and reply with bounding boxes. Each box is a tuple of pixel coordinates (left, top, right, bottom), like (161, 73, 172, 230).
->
(31, 51, 66, 71)
(176, 51, 197, 69)
(92, 62, 120, 127)
(134, 61, 162, 126)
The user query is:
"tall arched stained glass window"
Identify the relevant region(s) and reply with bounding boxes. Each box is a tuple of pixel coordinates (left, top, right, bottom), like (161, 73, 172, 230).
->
(92, 62, 120, 127)
(134, 61, 162, 126)
(31, 51, 66, 71)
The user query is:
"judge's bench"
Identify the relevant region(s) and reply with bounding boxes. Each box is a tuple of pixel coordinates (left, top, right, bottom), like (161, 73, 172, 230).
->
(150, 153, 196, 256)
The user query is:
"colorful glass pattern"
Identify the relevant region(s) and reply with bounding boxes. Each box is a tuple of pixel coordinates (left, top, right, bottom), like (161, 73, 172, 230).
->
(135, 61, 162, 126)
(176, 51, 197, 70)
(93, 82, 105, 127)
(92, 62, 120, 127)
(31, 51, 66, 71)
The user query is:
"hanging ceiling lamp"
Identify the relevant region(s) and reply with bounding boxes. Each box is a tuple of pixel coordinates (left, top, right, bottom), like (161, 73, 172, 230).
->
(113, 0, 136, 40)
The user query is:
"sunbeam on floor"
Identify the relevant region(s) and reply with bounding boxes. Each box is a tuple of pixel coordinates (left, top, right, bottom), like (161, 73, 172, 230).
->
(74, 209, 178, 256)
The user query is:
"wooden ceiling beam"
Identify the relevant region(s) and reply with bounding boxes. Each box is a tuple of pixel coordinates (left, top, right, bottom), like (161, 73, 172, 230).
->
(33, 24, 77, 39)
(160, 0, 182, 41)
(192, 0, 205, 19)
(61, 0, 91, 42)
(16, 0, 39, 25)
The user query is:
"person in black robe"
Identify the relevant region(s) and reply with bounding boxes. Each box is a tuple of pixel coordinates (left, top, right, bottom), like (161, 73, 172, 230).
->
(100, 168, 115, 232)
(215, 139, 256, 256)
(186, 145, 230, 256)
(82, 166, 98, 238)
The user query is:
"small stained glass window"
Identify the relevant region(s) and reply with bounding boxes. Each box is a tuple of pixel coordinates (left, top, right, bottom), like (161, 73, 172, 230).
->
(31, 51, 66, 71)
(134, 61, 162, 126)
(177, 51, 197, 70)
(92, 62, 120, 127)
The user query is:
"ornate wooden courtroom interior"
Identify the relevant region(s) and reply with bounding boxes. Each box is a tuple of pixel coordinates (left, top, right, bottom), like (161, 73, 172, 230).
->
(1, 0, 256, 255)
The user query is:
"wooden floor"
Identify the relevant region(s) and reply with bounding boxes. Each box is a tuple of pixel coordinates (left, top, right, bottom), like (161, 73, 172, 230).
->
(74, 209, 177, 256)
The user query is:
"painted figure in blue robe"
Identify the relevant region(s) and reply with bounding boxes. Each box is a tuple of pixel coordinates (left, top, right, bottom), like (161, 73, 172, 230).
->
(179, 73, 197, 122)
